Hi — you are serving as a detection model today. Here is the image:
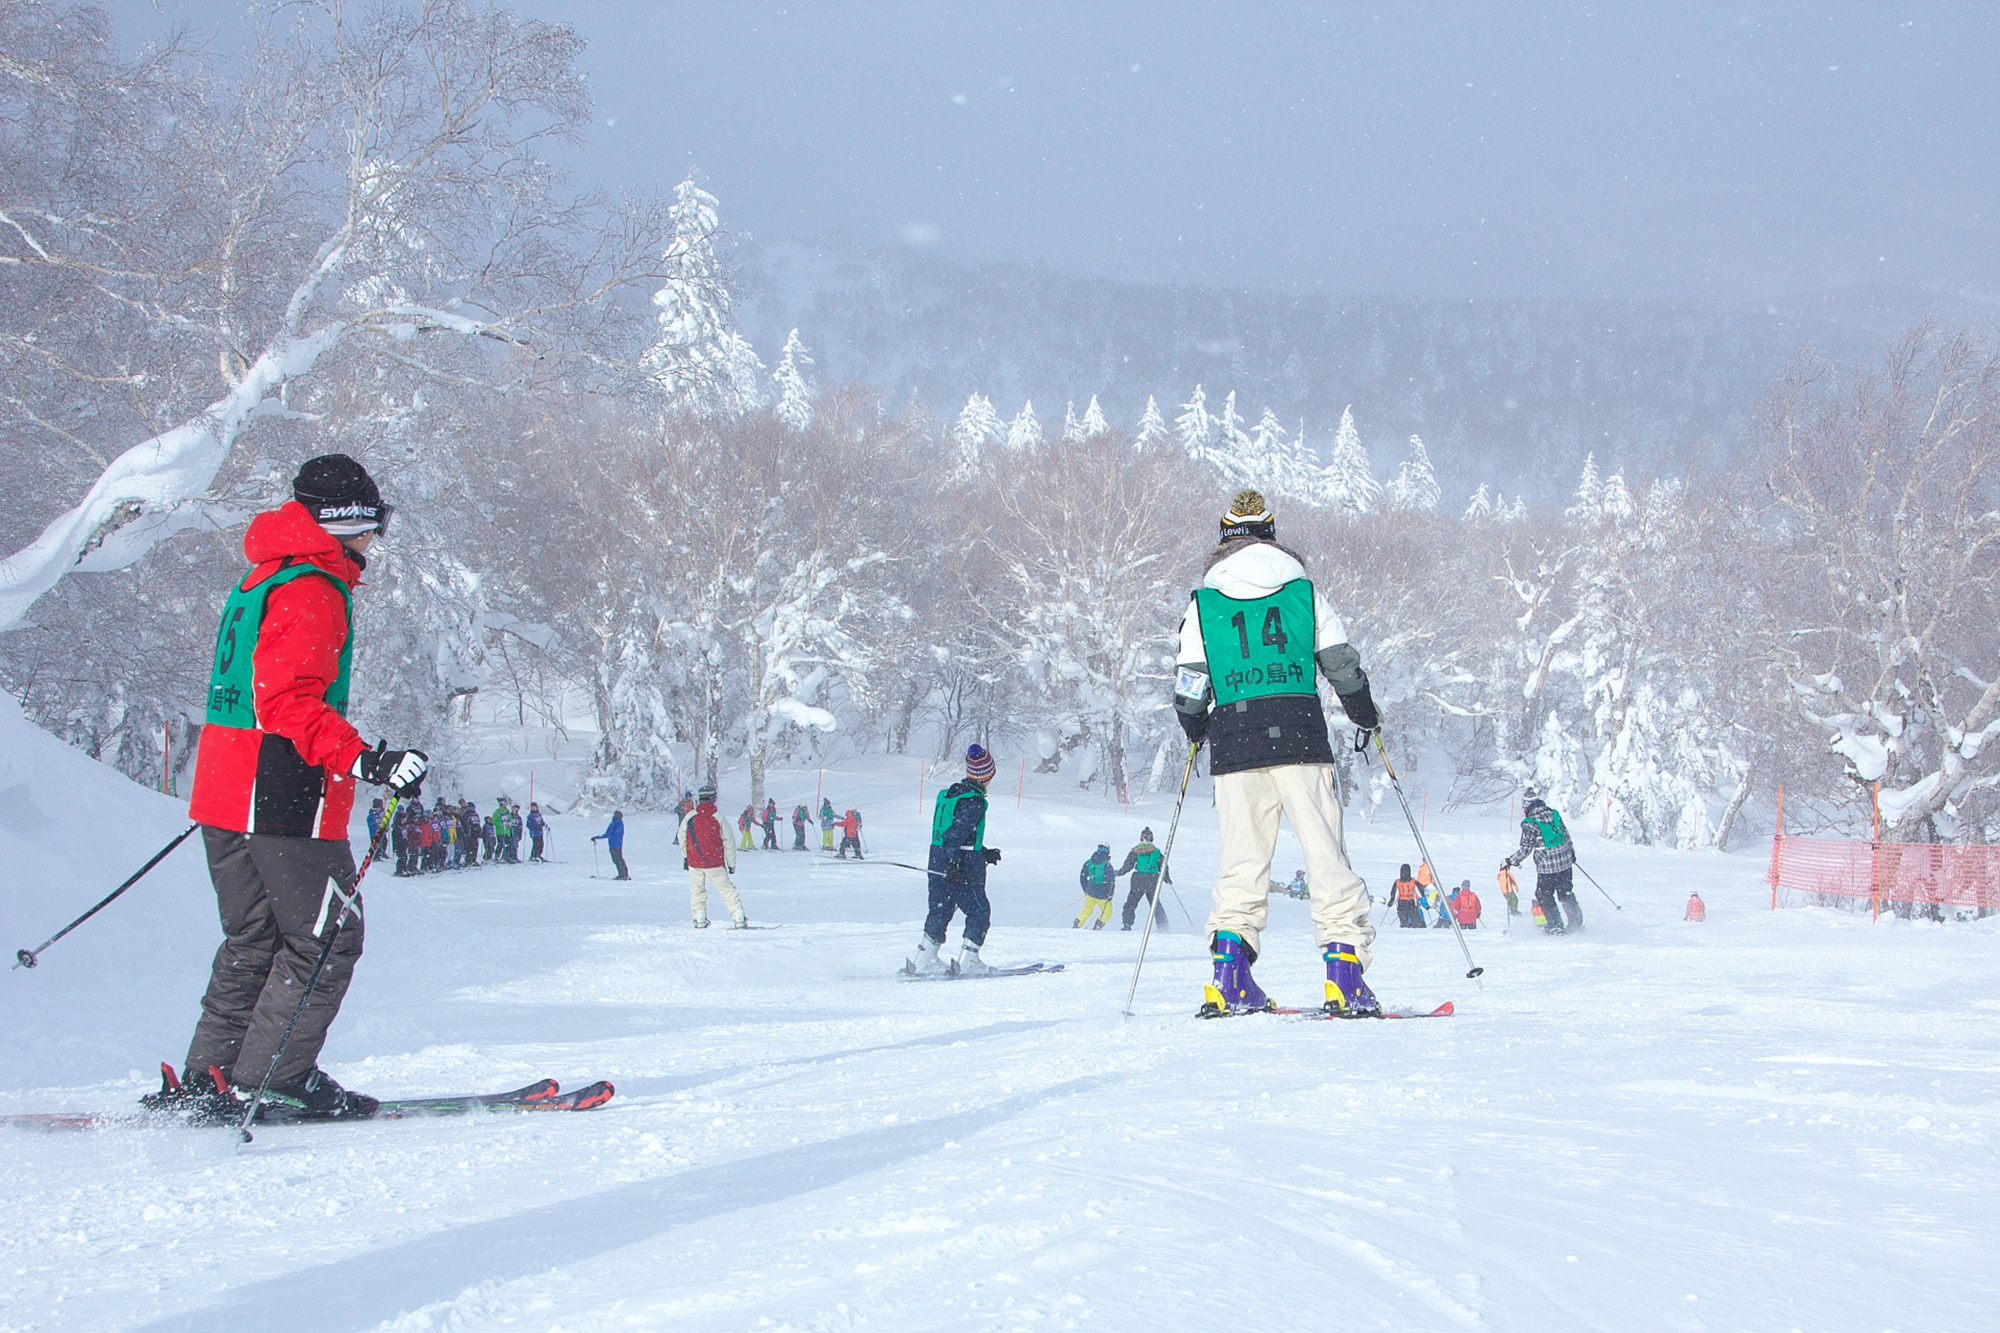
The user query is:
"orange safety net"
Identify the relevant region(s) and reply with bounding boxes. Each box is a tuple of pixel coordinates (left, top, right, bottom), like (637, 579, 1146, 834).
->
(1766, 834, 2000, 917)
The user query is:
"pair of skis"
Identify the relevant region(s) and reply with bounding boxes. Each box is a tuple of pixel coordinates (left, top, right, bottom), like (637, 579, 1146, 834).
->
(1200, 1000, 1456, 1021)
(2, 1069, 615, 1133)
(898, 959, 1066, 980)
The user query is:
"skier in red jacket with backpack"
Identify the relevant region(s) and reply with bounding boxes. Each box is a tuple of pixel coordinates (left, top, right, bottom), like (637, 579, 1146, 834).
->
(155, 456, 428, 1124)
(679, 783, 749, 928)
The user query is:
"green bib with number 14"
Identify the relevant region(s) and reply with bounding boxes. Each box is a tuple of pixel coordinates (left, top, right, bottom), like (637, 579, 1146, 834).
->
(1194, 579, 1316, 706)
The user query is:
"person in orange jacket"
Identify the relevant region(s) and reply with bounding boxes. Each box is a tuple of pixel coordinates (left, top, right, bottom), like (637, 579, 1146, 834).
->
(1497, 865, 1522, 917)
(1393, 863, 1423, 928)
(1685, 891, 1706, 922)
(1450, 879, 1481, 929)
(836, 807, 864, 859)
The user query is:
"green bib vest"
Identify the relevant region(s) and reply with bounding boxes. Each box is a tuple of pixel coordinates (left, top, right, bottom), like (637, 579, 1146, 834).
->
(1084, 859, 1110, 886)
(931, 786, 987, 849)
(1527, 809, 1569, 848)
(1193, 579, 1317, 706)
(1133, 846, 1163, 874)
(204, 562, 352, 729)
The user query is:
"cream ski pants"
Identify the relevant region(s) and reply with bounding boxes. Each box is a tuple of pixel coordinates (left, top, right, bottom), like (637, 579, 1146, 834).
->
(688, 866, 745, 922)
(1205, 762, 1374, 969)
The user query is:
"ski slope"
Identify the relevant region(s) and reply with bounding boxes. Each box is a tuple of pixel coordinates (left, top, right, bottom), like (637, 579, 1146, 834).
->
(2, 722, 1996, 1331)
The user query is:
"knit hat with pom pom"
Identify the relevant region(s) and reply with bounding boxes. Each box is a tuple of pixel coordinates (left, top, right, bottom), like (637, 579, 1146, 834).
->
(965, 744, 997, 784)
(1219, 489, 1276, 543)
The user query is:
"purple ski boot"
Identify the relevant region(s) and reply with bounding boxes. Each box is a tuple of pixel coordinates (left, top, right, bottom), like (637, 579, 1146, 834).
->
(1199, 931, 1274, 1017)
(1322, 941, 1382, 1018)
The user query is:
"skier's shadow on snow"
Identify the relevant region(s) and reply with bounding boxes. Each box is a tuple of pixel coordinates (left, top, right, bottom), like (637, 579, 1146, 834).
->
(134, 1072, 1118, 1333)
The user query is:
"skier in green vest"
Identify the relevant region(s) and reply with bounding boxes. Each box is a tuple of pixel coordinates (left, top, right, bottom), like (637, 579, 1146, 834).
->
(1503, 787, 1582, 933)
(1174, 490, 1384, 1017)
(1075, 844, 1116, 928)
(164, 455, 428, 1123)
(910, 744, 1003, 974)
(1116, 827, 1171, 930)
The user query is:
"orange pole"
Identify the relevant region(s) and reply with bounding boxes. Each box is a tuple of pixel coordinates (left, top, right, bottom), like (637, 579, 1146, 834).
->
(1873, 781, 1880, 842)
(1124, 766, 1130, 814)
(1017, 756, 1025, 809)
(1770, 784, 1784, 910)
(1421, 789, 1427, 832)
(1872, 782, 1882, 922)
(162, 722, 171, 796)
(918, 760, 925, 812)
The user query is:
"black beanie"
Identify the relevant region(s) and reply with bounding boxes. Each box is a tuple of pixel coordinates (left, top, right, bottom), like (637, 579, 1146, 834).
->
(293, 454, 385, 536)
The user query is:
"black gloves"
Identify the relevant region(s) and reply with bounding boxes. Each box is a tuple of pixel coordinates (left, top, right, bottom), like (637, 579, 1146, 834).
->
(1339, 683, 1380, 733)
(353, 740, 428, 795)
(945, 860, 964, 885)
(983, 847, 1002, 865)
(1177, 708, 1209, 743)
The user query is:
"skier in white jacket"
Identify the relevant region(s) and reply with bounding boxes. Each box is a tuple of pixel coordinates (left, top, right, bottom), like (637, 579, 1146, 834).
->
(1174, 490, 1384, 1017)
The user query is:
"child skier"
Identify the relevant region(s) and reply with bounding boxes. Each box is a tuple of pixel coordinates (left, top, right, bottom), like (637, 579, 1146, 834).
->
(1503, 788, 1582, 933)
(161, 454, 428, 1122)
(791, 802, 810, 850)
(1116, 827, 1171, 931)
(837, 807, 864, 859)
(911, 745, 1003, 974)
(737, 804, 755, 851)
(1450, 879, 1481, 929)
(1685, 891, 1706, 922)
(1497, 865, 1522, 916)
(592, 810, 629, 880)
(679, 783, 748, 928)
(819, 798, 837, 851)
(1173, 490, 1384, 1017)
(1393, 864, 1423, 928)
(1075, 844, 1116, 928)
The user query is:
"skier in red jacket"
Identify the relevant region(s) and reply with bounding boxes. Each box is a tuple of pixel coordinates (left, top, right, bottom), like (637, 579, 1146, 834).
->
(160, 456, 428, 1124)
(679, 783, 749, 928)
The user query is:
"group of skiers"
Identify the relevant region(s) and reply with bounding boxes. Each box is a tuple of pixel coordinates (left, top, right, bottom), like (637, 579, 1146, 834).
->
(379, 794, 545, 876)
(667, 793, 865, 858)
(1073, 833, 1172, 930)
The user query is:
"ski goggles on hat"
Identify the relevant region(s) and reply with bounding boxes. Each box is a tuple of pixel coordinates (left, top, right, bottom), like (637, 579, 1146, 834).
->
(310, 500, 394, 538)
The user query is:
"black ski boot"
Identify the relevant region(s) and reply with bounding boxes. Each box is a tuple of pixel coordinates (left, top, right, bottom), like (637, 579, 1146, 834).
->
(139, 1062, 245, 1126)
(257, 1067, 380, 1122)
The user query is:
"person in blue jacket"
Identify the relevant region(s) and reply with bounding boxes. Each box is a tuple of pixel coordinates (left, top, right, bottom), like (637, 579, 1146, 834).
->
(592, 810, 629, 880)
(526, 802, 547, 862)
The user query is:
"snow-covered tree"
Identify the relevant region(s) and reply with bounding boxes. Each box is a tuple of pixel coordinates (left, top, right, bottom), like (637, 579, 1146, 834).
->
(1567, 453, 1602, 516)
(1463, 484, 1494, 520)
(0, 0, 662, 636)
(1134, 395, 1171, 451)
(642, 178, 765, 417)
(1080, 395, 1110, 439)
(771, 329, 815, 433)
(1061, 402, 1084, 443)
(1175, 385, 1215, 456)
(1006, 400, 1044, 451)
(1322, 406, 1380, 516)
(1385, 435, 1441, 513)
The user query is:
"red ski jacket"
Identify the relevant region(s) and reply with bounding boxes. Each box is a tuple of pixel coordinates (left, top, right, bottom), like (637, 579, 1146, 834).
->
(684, 802, 729, 869)
(188, 502, 368, 839)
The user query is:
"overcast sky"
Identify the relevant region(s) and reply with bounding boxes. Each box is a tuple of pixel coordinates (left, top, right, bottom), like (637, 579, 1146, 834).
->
(144, 1, 1999, 303)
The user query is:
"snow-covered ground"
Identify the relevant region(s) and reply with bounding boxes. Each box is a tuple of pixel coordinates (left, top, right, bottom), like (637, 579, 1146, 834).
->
(3, 715, 1997, 1331)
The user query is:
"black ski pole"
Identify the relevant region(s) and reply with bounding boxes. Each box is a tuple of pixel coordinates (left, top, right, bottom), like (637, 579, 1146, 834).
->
(1366, 733, 1485, 985)
(1573, 860, 1623, 910)
(236, 791, 402, 1144)
(1123, 741, 1200, 1018)
(14, 822, 199, 970)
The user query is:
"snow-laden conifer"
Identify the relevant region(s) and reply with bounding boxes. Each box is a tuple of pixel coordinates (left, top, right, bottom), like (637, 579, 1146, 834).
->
(1322, 406, 1380, 515)
(642, 178, 766, 417)
(1006, 400, 1044, 450)
(1134, 396, 1171, 451)
(771, 329, 815, 433)
(1385, 435, 1441, 513)
(1080, 395, 1109, 439)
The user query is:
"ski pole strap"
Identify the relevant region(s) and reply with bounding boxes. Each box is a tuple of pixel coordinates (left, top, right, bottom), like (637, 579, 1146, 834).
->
(13, 821, 199, 970)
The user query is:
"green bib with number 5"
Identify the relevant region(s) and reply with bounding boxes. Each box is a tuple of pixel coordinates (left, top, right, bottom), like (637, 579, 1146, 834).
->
(204, 563, 353, 728)
(1193, 579, 1317, 706)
